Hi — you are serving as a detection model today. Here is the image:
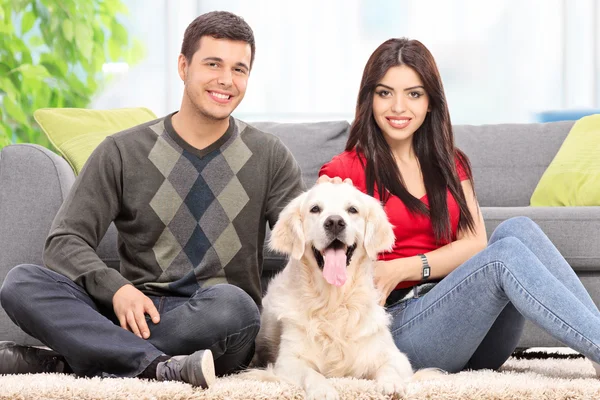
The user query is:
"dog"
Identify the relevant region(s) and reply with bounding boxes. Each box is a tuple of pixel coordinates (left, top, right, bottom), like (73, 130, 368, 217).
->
(249, 181, 415, 400)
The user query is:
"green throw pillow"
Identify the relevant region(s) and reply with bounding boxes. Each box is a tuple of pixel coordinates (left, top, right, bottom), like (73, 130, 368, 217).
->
(34, 107, 157, 174)
(530, 114, 600, 206)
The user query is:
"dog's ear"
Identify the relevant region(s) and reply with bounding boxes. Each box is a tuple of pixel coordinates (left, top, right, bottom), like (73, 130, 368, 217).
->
(363, 197, 395, 259)
(270, 193, 306, 260)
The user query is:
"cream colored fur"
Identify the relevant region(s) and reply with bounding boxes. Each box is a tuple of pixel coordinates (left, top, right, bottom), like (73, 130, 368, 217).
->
(250, 182, 414, 400)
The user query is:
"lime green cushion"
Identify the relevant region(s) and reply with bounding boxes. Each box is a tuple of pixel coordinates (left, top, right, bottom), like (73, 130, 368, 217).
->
(531, 114, 600, 206)
(34, 107, 157, 174)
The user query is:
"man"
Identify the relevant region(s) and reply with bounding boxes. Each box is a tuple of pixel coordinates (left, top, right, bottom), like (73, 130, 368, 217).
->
(0, 11, 304, 388)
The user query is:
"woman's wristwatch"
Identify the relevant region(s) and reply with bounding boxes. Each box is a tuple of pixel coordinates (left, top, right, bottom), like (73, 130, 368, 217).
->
(417, 253, 430, 281)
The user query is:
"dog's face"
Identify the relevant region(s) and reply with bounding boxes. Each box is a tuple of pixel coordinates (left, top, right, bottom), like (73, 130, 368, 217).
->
(270, 182, 394, 286)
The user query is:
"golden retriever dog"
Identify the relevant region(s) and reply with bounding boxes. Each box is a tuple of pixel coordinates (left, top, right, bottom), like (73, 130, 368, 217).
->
(250, 182, 414, 400)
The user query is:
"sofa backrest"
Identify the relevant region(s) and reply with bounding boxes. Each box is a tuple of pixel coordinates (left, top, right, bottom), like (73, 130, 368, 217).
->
(253, 120, 575, 208)
(250, 120, 351, 187)
(454, 121, 574, 207)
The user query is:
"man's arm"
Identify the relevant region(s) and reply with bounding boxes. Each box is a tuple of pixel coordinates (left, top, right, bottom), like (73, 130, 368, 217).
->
(43, 137, 130, 308)
(265, 139, 306, 229)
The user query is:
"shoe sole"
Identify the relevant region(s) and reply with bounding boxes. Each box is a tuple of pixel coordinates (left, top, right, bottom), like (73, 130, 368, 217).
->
(184, 349, 216, 388)
(201, 350, 216, 388)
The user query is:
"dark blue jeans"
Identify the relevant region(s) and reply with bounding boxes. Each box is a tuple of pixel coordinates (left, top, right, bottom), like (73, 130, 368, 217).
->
(0, 265, 260, 378)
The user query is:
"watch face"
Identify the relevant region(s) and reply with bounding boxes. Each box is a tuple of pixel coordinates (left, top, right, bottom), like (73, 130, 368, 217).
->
(423, 266, 431, 279)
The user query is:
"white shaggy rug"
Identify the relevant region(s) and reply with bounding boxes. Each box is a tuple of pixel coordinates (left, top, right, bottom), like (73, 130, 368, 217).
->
(1, 356, 599, 400)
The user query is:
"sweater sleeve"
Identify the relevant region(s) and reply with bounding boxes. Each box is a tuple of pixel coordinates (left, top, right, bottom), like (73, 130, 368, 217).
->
(43, 137, 130, 307)
(265, 139, 307, 229)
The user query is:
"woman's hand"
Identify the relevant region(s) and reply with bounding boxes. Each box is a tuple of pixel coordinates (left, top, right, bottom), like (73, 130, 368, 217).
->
(316, 174, 353, 185)
(373, 259, 405, 306)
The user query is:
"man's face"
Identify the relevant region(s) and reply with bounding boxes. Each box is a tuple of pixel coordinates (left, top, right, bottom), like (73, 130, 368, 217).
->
(178, 36, 252, 121)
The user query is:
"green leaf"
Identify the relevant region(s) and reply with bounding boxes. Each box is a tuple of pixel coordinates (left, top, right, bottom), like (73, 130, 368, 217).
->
(50, 15, 60, 33)
(61, 19, 73, 41)
(0, 63, 10, 76)
(3, 95, 28, 125)
(92, 25, 104, 43)
(108, 37, 121, 61)
(75, 21, 92, 59)
(21, 10, 36, 34)
(0, 77, 19, 102)
(40, 53, 68, 76)
(126, 38, 145, 64)
(92, 42, 104, 71)
(29, 35, 45, 47)
(19, 64, 51, 80)
(111, 20, 127, 43)
(0, 123, 12, 148)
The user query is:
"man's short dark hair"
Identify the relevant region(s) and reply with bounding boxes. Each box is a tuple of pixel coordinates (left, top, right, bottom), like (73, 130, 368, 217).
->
(181, 11, 256, 68)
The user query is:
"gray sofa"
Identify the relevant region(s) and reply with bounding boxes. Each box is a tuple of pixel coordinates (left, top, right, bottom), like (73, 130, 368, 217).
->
(1, 119, 599, 350)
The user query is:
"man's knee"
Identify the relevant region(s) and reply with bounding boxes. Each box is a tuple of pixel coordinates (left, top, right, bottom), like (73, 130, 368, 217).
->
(195, 284, 260, 335)
(0, 264, 44, 312)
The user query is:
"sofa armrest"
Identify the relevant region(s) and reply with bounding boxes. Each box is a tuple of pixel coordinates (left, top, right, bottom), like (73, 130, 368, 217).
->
(0, 144, 75, 268)
(482, 206, 600, 271)
(0, 144, 76, 344)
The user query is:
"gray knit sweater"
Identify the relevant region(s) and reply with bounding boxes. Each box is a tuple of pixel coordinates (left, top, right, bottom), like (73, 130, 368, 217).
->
(44, 114, 305, 307)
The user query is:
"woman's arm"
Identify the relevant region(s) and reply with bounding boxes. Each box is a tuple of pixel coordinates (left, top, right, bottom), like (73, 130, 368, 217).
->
(399, 180, 487, 281)
(374, 180, 487, 302)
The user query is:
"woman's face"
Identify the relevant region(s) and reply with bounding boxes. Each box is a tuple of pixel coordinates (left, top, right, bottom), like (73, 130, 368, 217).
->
(372, 65, 430, 147)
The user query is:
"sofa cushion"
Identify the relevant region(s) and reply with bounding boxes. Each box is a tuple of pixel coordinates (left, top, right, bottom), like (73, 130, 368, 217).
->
(454, 121, 575, 207)
(33, 107, 157, 174)
(482, 206, 600, 271)
(530, 114, 600, 206)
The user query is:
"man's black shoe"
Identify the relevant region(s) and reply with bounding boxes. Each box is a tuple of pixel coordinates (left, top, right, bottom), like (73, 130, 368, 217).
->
(0, 341, 69, 374)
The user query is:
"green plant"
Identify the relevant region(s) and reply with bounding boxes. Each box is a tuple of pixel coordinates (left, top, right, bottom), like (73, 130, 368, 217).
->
(0, 0, 144, 149)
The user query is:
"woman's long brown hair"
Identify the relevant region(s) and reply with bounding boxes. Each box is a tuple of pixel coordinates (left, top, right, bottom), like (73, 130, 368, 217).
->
(346, 38, 476, 243)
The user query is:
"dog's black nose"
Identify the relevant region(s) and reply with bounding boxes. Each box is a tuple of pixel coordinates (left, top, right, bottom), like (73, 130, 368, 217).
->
(324, 215, 346, 236)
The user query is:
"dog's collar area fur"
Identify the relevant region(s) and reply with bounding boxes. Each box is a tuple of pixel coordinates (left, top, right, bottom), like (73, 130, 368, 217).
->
(312, 239, 357, 270)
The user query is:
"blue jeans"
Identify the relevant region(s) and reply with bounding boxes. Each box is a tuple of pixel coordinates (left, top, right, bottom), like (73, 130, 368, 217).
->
(0, 265, 260, 377)
(388, 216, 600, 372)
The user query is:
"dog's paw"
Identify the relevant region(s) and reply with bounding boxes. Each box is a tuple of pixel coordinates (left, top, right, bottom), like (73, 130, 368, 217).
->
(375, 375, 407, 397)
(393, 356, 414, 380)
(305, 383, 339, 400)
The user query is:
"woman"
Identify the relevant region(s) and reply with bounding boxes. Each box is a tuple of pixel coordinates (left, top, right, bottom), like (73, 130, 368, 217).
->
(319, 38, 600, 373)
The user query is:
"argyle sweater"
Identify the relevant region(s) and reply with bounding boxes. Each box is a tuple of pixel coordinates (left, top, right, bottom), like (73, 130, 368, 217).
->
(44, 114, 305, 307)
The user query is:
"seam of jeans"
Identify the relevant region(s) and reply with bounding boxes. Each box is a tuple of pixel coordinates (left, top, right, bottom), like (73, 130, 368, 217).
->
(391, 262, 498, 335)
(497, 260, 600, 356)
(208, 321, 260, 356)
(158, 296, 166, 314)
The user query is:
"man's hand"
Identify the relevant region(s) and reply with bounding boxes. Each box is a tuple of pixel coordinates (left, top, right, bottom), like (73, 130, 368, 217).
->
(317, 174, 353, 185)
(112, 284, 160, 339)
(373, 260, 404, 306)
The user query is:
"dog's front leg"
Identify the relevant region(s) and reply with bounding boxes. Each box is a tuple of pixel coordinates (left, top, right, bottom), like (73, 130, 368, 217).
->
(372, 339, 413, 396)
(275, 352, 339, 400)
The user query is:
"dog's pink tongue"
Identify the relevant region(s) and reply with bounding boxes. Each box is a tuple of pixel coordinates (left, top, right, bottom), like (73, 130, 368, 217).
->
(323, 248, 347, 287)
